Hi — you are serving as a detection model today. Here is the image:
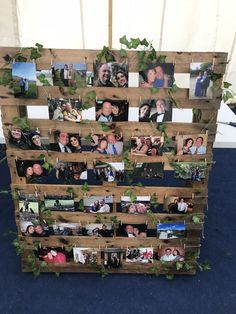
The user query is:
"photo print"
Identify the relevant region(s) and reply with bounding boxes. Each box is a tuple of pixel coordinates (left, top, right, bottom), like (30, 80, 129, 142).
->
(44, 195, 75, 211)
(131, 136, 164, 156)
(20, 218, 49, 237)
(93, 62, 128, 87)
(173, 162, 207, 181)
(120, 196, 150, 214)
(189, 62, 213, 99)
(83, 195, 113, 213)
(50, 131, 82, 153)
(95, 99, 129, 122)
(52, 62, 87, 87)
(139, 63, 174, 88)
(157, 222, 186, 240)
(103, 248, 123, 269)
(12, 61, 37, 98)
(158, 246, 185, 262)
(139, 99, 173, 122)
(126, 247, 153, 263)
(132, 162, 164, 179)
(117, 223, 147, 238)
(55, 161, 87, 182)
(15, 159, 49, 183)
(19, 193, 39, 214)
(35, 246, 71, 264)
(8, 126, 49, 151)
(164, 196, 193, 214)
(48, 98, 83, 122)
(73, 247, 98, 265)
(93, 161, 125, 182)
(83, 223, 113, 237)
(52, 223, 82, 236)
(176, 134, 208, 155)
(36, 69, 53, 86)
(91, 133, 123, 155)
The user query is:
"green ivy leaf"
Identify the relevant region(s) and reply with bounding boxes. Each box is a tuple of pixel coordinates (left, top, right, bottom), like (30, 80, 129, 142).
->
(119, 35, 130, 47)
(81, 182, 90, 192)
(140, 38, 149, 47)
(156, 55, 167, 63)
(68, 86, 77, 95)
(95, 214, 102, 224)
(86, 90, 96, 100)
(170, 84, 179, 93)
(210, 72, 223, 82)
(192, 215, 201, 224)
(166, 274, 174, 280)
(198, 260, 211, 271)
(176, 262, 183, 271)
(40, 261, 47, 268)
(150, 87, 159, 94)
(119, 48, 128, 58)
(223, 90, 234, 103)
(223, 81, 232, 89)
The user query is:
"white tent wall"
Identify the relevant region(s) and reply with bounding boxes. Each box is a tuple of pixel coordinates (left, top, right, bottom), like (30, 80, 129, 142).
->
(0, 0, 236, 146)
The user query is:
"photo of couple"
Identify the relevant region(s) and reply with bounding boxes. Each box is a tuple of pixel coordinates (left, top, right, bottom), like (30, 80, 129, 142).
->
(83, 195, 113, 213)
(139, 99, 173, 122)
(131, 136, 164, 156)
(48, 98, 83, 123)
(52, 62, 87, 87)
(158, 247, 185, 262)
(93, 62, 128, 87)
(96, 99, 129, 122)
(139, 63, 174, 88)
(190, 62, 213, 99)
(12, 62, 37, 98)
(176, 134, 207, 155)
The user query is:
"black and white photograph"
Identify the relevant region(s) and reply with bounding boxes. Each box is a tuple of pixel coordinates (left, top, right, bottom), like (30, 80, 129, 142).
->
(139, 99, 173, 122)
(139, 63, 174, 88)
(189, 62, 213, 99)
(19, 193, 39, 214)
(95, 99, 129, 122)
(73, 247, 98, 264)
(176, 134, 208, 155)
(52, 223, 82, 236)
(55, 161, 87, 182)
(126, 247, 153, 263)
(158, 246, 185, 262)
(83, 223, 113, 237)
(93, 161, 125, 182)
(173, 162, 207, 181)
(44, 195, 75, 211)
(131, 136, 164, 156)
(91, 133, 123, 155)
(93, 63, 128, 87)
(117, 223, 147, 238)
(120, 196, 150, 214)
(157, 223, 186, 239)
(164, 196, 193, 214)
(48, 98, 83, 122)
(83, 195, 113, 213)
(12, 61, 37, 98)
(52, 62, 87, 87)
(103, 248, 122, 269)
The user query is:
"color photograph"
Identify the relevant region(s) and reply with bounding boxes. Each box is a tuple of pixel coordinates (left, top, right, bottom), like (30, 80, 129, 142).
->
(50, 131, 82, 153)
(176, 134, 208, 155)
(73, 248, 98, 264)
(132, 162, 164, 179)
(48, 98, 83, 122)
(103, 248, 122, 269)
(35, 246, 70, 264)
(93, 161, 125, 182)
(120, 196, 150, 214)
(83, 223, 113, 237)
(54, 161, 87, 182)
(93, 62, 128, 87)
(139, 99, 173, 122)
(12, 61, 37, 98)
(95, 99, 129, 122)
(131, 136, 164, 156)
(52, 62, 87, 87)
(189, 62, 213, 99)
(52, 223, 82, 236)
(36, 69, 53, 86)
(139, 63, 174, 88)
(158, 246, 185, 262)
(173, 162, 207, 181)
(15, 159, 48, 183)
(44, 195, 75, 211)
(126, 247, 153, 263)
(164, 196, 193, 214)
(83, 195, 113, 213)
(157, 222, 186, 239)
(91, 133, 123, 155)
(117, 223, 147, 238)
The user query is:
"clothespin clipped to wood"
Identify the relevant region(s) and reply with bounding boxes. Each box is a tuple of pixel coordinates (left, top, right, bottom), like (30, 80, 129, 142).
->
(192, 193, 194, 199)
(44, 192, 47, 198)
(35, 191, 38, 198)
(15, 156, 18, 162)
(158, 244, 162, 250)
(205, 158, 207, 165)
(184, 243, 186, 249)
(48, 93, 51, 100)
(184, 220, 186, 225)
(212, 56, 216, 69)
(13, 58, 15, 64)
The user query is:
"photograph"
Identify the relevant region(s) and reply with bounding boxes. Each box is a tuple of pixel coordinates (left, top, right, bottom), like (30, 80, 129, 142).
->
(120, 196, 150, 214)
(95, 99, 129, 122)
(176, 134, 208, 155)
(126, 247, 153, 263)
(19, 193, 39, 214)
(73, 247, 98, 265)
(52, 223, 82, 236)
(15, 159, 48, 183)
(139, 99, 173, 122)
(44, 195, 75, 211)
(50, 131, 82, 153)
(164, 196, 193, 214)
(48, 98, 83, 122)
(131, 162, 164, 179)
(93, 62, 128, 87)
(91, 133, 123, 155)
(83, 223, 113, 237)
(12, 61, 37, 98)
(131, 136, 164, 156)
(189, 62, 213, 99)
(117, 223, 147, 238)
(20, 217, 49, 237)
(93, 161, 125, 182)
(34, 246, 70, 264)
(158, 246, 185, 262)
(173, 162, 207, 181)
(36, 69, 53, 86)
(103, 248, 123, 269)
(139, 63, 174, 88)
(52, 62, 87, 87)
(55, 161, 87, 182)
(83, 195, 113, 213)
(157, 222, 186, 239)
